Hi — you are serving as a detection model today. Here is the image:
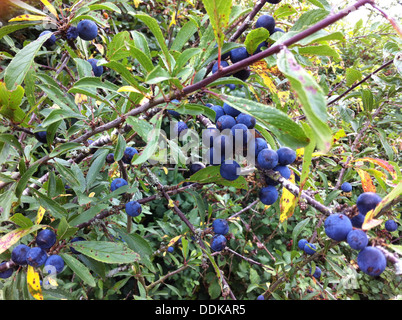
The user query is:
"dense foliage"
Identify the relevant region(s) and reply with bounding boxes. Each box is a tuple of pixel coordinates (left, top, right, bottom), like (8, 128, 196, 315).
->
(0, 0, 400, 301)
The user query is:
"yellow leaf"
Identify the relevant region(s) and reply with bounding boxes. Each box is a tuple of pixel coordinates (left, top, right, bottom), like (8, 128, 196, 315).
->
(250, 60, 279, 94)
(133, 0, 142, 8)
(169, 11, 177, 28)
(355, 167, 376, 193)
(27, 266, 43, 300)
(277, 91, 289, 107)
(9, 14, 51, 22)
(88, 192, 95, 198)
(332, 128, 346, 144)
(75, 93, 87, 104)
(168, 199, 175, 208)
(168, 235, 181, 247)
(93, 43, 104, 56)
(35, 206, 46, 225)
(162, 167, 168, 175)
(353, 157, 397, 180)
(40, 0, 58, 18)
(279, 171, 298, 222)
(362, 209, 383, 231)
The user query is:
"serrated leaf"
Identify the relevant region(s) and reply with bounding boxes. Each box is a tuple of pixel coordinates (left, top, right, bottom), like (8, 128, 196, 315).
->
(9, 213, 33, 229)
(244, 28, 270, 55)
(277, 48, 331, 152)
(69, 241, 141, 264)
(0, 82, 26, 124)
(345, 68, 362, 87)
(60, 253, 97, 287)
(4, 32, 52, 90)
(221, 95, 309, 150)
(201, 0, 232, 47)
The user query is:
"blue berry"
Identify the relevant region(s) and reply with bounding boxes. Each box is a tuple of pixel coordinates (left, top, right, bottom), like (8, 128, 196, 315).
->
(106, 153, 115, 164)
(174, 121, 188, 137)
(298, 239, 308, 250)
(122, 147, 138, 164)
(39, 30, 56, 47)
(356, 192, 382, 216)
(210, 105, 225, 122)
(110, 178, 128, 192)
(210, 234, 227, 252)
(385, 220, 398, 232)
(220, 160, 240, 181)
(257, 148, 278, 170)
(259, 185, 278, 205)
(66, 26, 79, 40)
(351, 213, 365, 229)
(212, 219, 229, 235)
(77, 19, 98, 41)
(26, 247, 48, 268)
(257, 295, 265, 300)
(347, 229, 368, 250)
(357, 246, 386, 277)
(310, 266, 322, 279)
(36, 229, 57, 250)
(0, 262, 13, 279)
(223, 103, 241, 117)
(276, 147, 296, 165)
(202, 127, 221, 147)
(341, 182, 352, 192)
(11, 244, 30, 265)
(229, 47, 250, 63)
(255, 15, 276, 34)
(303, 243, 316, 255)
(212, 60, 229, 74)
(44, 255, 64, 274)
(87, 58, 104, 77)
(324, 213, 353, 242)
(125, 201, 142, 217)
(167, 246, 174, 253)
(216, 115, 236, 131)
(236, 113, 256, 129)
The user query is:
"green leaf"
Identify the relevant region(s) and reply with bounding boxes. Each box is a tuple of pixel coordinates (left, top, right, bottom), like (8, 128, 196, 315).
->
(133, 13, 172, 70)
(393, 53, 402, 76)
(345, 68, 363, 86)
(201, 0, 233, 48)
(15, 162, 40, 199)
(187, 165, 248, 190)
(114, 134, 127, 162)
(106, 31, 131, 61)
(88, 2, 121, 14)
(127, 43, 154, 73)
(0, 23, 39, 40)
(132, 115, 163, 165)
(57, 217, 78, 241)
(277, 48, 331, 152)
(0, 82, 26, 124)
(126, 116, 153, 141)
(86, 149, 108, 190)
(274, 4, 297, 19)
(31, 189, 68, 219)
(60, 253, 97, 287)
(290, 9, 329, 32)
(298, 44, 340, 60)
(0, 134, 23, 153)
(170, 20, 198, 52)
(244, 28, 270, 55)
(9, 213, 33, 229)
(221, 95, 310, 150)
(49, 143, 83, 158)
(69, 241, 141, 264)
(4, 32, 52, 90)
(361, 89, 374, 112)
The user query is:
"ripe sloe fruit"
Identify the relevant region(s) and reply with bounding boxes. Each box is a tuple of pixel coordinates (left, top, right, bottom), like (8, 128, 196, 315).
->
(385, 220, 398, 232)
(11, 244, 30, 265)
(298, 239, 308, 250)
(356, 192, 382, 215)
(341, 182, 352, 192)
(202, 127, 221, 147)
(216, 115, 236, 131)
(77, 19, 98, 41)
(211, 105, 225, 122)
(66, 26, 79, 40)
(87, 58, 104, 77)
(39, 30, 56, 47)
(174, 121, 188, 137)
(303, 243, 316, 255)
(310, 266, 322, 279)
(357, 246, 386, 277)
(212, 60, 229, 74)
(255, 15, 276, 34)
(223, 103, 241, 117)
(26, 247, 48, 268)
(122, 147, 138, 164)
(212, 219, 229, 235)
(220, 160, 240, 181)
(324, 213, 353, 242)
(229, 47, 250, 64)
(210, 234, 227, 252)
(36, 229, 57, 249)
(347, 229, 368, 250)
(259, 185, 278, 205)
(44, 255, 64, 274)
(236, 113, 256, 129)
(125, 201, 142, 217)
(276, 147, 296, 165)
(257, 148, 278, 170)
(0, 262, 13, 279)
(110, 178, 128, 192)
(106, 153, 115, 164)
